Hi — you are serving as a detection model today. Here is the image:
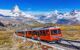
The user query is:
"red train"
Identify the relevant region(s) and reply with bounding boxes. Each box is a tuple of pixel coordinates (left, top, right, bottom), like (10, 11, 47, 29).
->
(15, 26, 62, 42)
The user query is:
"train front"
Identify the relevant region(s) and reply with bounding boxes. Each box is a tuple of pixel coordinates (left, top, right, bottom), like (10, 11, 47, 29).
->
(49, 27, 62, 42)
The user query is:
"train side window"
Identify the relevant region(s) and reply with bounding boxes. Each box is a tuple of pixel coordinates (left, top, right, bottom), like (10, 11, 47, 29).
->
(28, 31, 32, 34)
(32, 31, 34, 35)
(40, 30, 42, 35)
(37, 31, 40, 36)
(22, 31, 25, 34)
(33, 31, 37, 35)
(43, 30, 46, 36)
(45, 30, 50, 35)
(26, 31, 28, 34)
(36, 31, 38, 35)
(40, 30, 43, 35)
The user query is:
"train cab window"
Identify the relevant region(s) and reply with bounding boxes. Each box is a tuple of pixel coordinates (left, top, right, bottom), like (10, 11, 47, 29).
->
(51, 29, 61, 35)
(37, 31, 41, 36)
(40, 30, 43, 35)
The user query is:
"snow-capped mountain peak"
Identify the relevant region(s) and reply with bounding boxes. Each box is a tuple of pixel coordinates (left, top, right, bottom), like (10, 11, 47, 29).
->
(0, 5, 80, 25)
(12, 5, 20, 13)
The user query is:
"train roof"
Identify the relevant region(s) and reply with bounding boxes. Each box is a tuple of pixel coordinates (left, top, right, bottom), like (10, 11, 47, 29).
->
(16, 30, 26, 32)
(31, 26, 60, 31)
(16, 26, 60, 32)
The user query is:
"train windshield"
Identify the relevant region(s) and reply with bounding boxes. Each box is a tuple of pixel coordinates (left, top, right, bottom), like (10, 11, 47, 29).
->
(51, 29, 61, 35)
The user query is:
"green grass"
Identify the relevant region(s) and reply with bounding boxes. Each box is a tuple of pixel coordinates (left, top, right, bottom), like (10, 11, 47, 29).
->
(0, 30, 14, 47)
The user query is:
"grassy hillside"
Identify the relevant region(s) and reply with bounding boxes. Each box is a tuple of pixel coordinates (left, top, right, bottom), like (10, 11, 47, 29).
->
(0, 30, 14, 47)
(60, 25, 80, 40)
(0, 25, 80, 50)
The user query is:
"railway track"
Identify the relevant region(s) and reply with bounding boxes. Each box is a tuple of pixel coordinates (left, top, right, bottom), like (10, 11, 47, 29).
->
(57, 38, 80, 50)
(14, 33, 80, 50)
(40, 39, 80, 50)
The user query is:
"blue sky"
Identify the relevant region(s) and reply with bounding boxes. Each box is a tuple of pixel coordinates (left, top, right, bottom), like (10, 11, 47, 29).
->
(0, 0, 80, 12)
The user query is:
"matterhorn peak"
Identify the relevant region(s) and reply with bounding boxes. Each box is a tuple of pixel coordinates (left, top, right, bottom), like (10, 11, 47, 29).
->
(12, 5, 20, 13)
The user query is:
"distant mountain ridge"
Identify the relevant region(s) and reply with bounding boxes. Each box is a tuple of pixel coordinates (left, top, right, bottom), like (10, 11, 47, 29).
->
(0, 5, 80, 26)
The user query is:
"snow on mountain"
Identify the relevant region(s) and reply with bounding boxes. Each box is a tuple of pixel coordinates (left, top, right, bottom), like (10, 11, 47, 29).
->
(56, 10, 80, 24)
(0, 5, 40, 26)
(0, 5, 80, 25)
(33, 10, 59, 23)
(0, 9, 11, 16)
(33, 9, 80, 24)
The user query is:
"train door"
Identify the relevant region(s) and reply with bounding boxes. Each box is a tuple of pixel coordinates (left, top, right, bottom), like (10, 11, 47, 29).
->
(39, 30, 47, 40)
(27, 31, 32, 38)
(25, 31, 28, 38)
(40, 29, 54, 42)
(32, 31, 38, 39)
(44, 30, 52, 41)
(45, 29, 50, 35)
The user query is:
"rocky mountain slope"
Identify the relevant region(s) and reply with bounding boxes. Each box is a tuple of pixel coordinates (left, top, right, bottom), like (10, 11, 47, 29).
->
(0, 5, 80, 27)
